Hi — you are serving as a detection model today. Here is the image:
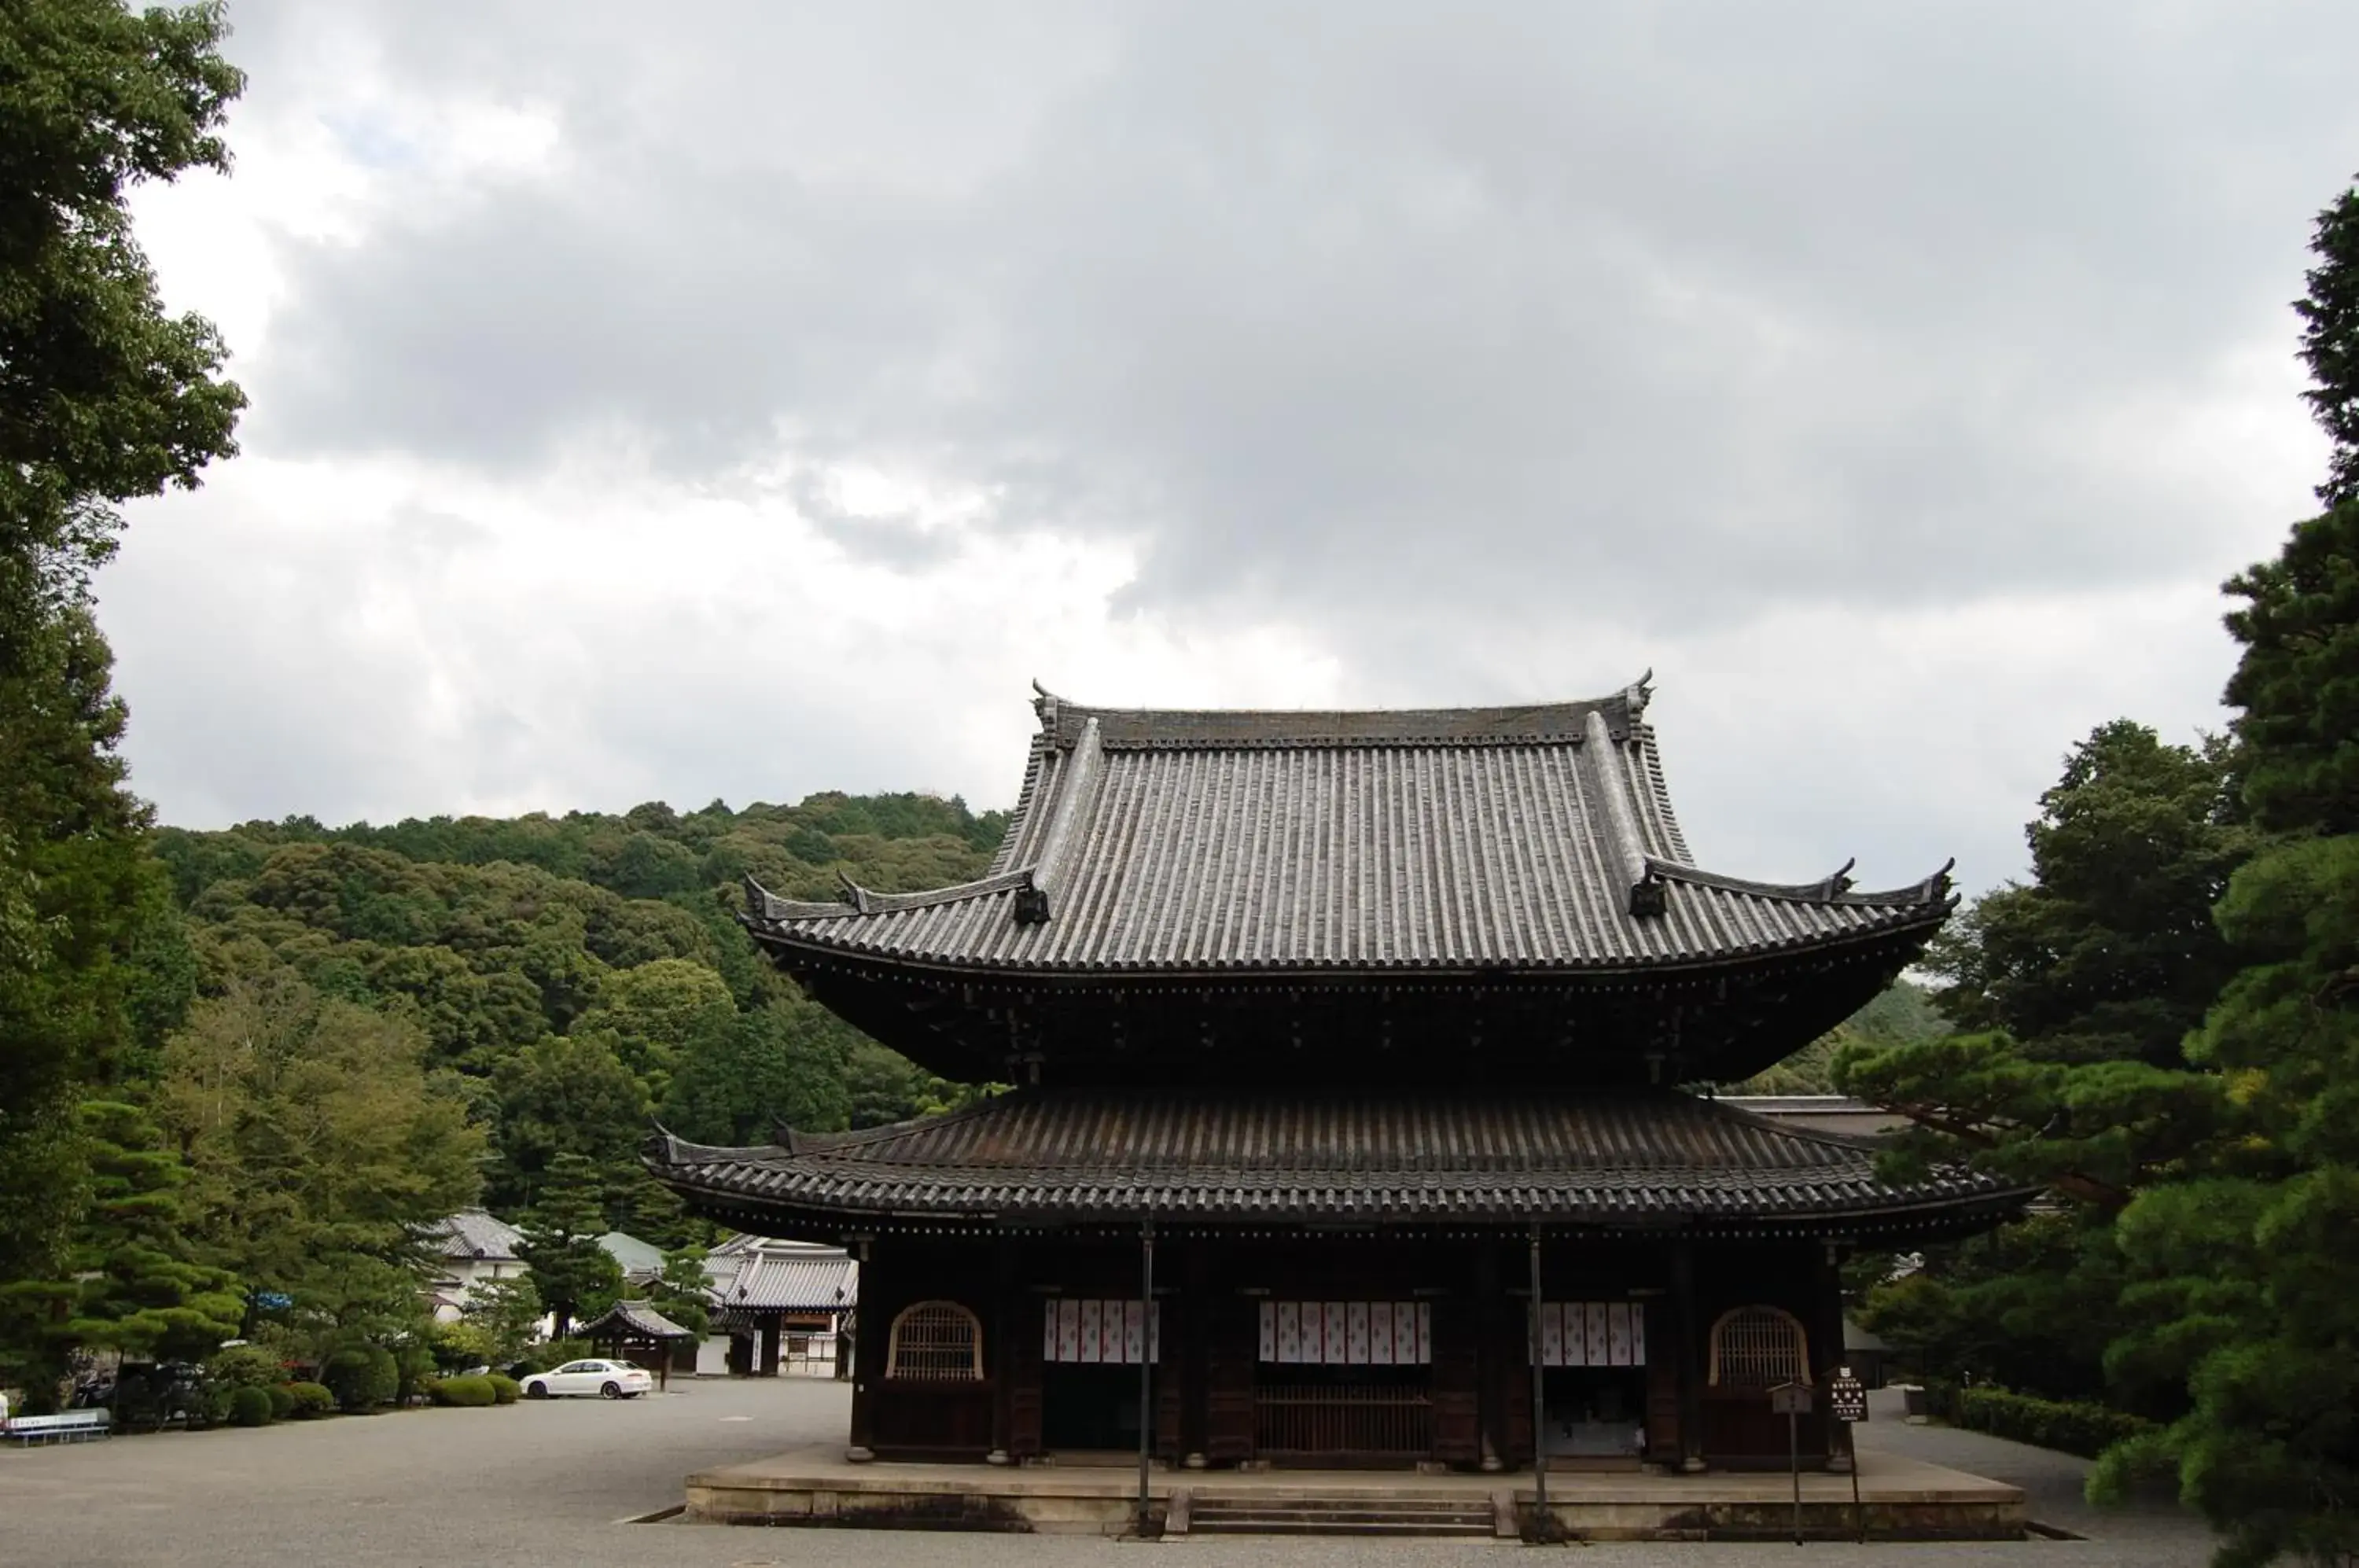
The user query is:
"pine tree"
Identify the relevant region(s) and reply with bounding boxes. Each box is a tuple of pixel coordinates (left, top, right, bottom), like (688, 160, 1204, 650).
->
(648, 1248, 712, 1340)
(516, 1153, 622, 1338)
(2092, 173, 2359, 1568)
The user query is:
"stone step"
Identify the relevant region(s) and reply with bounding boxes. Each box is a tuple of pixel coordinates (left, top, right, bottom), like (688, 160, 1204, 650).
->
(1191, 1518, 1496, 1537)
(1187, 1496, 1497, 1537)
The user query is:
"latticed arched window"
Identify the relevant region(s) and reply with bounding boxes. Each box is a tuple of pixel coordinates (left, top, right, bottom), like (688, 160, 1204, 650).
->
(1706, 1305, 1811, 1389)
(886, 1301, 984, 1381)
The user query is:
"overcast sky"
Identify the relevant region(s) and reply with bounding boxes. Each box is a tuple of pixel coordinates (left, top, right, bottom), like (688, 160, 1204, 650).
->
(109, 1, 2351, 895)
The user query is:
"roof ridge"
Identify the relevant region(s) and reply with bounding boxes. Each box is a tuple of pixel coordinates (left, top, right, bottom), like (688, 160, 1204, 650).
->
(1029, 679, 1654, 750)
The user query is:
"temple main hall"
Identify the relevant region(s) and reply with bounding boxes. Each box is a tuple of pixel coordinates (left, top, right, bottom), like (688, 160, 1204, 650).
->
(649, 681, 2025, 1478)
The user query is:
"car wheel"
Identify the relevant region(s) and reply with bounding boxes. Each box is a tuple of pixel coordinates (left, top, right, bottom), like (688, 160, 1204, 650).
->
(620, 1390, 641, 1399)
(524, 1382, 550, 1400)
(600, 1381, 621, 1400)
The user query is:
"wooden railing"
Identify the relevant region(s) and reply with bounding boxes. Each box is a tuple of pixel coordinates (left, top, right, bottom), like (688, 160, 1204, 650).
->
(1255, 1383, 1433, 1456)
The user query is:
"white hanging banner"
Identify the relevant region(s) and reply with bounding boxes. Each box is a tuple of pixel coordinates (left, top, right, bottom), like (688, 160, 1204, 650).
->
(1256, 1302, 1432, 1366)
(1043, 1300, 1162, 1365)
(1529, 1301, 1649, 1367)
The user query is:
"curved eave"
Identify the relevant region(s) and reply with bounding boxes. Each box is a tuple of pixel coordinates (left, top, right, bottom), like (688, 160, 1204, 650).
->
(650, 1161, 2034, 1241)
(736, 883, 1955, 981)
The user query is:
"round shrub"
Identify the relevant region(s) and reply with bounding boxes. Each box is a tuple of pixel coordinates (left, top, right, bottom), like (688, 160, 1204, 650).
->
(429, 1375, 496, 1408)
(265, 1384, 296, 1421)
(208, 1345, 286, 1389)
(227, 1386, 274, 1426)
(284, 1382, 335, 1419)
(321, 1345, 398, 1413)
(485, 1374, 521, 1405)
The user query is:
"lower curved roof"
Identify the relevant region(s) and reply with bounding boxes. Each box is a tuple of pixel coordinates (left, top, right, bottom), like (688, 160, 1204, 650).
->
(647, 1088, 2029, 1242)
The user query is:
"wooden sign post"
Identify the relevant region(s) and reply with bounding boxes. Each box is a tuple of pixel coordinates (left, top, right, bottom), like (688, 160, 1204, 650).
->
(1768, 1382, 1812, 1544)
(1828, 1367, 1869, 1543)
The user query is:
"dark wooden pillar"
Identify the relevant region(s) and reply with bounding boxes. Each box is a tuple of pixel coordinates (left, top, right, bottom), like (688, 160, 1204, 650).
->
(759, 1318, 782, 1377)
(1672, 1241, 1704, 1472)
(1474, 1242, 1506, 1470)
(1182, 1242, 1211, 1467)
(988, 1239, 1014, 1463)
(847, 1243, 877, 1462)
(1433, 1246, 1483, 1467)
(1814, 1243, 1853, 1474)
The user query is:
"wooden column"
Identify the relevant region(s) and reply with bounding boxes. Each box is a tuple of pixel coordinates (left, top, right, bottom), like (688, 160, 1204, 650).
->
(759, 1319, 782, 1377)
(988, 1239, 1014, 1464)
(1183, 1242, 1210, 1467)
(1815, 1242, 1853, 1474)
(1672, 1241, 1704, 1473)
(847, 1242, 877, 1462)
(1475, 1242, 1506, 1470)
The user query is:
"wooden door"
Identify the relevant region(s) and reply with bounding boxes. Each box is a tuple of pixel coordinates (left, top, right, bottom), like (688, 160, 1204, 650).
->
(1205, 1296, 1256, 1463)
(1432, 1297, 1482, 1465)
(1008, 1297, 1044, 1457)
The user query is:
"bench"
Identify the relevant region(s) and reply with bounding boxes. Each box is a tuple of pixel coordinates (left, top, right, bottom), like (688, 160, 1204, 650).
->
(4, 1409, 112, 1445)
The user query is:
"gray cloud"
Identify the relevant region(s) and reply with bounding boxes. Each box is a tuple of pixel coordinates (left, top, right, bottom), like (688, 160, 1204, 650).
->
(248, 2, 2350, 635)
(109, 1, 2351, 890)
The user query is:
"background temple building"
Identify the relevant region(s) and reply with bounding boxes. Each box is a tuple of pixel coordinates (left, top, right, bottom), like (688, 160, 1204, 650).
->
(649, 683, 2025, 1473)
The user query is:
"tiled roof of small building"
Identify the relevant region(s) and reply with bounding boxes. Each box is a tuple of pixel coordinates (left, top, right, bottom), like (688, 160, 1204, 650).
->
(706, 1239, 859, 1312)
(580, 1299, 697, 1340)
(741, 681, 1953, 975)
(429, 1208, 524, 1261)
(648, 1089, 2026, 1238)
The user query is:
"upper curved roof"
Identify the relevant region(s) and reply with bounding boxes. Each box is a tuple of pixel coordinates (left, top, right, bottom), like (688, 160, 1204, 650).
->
(742, 681, 1954, 975)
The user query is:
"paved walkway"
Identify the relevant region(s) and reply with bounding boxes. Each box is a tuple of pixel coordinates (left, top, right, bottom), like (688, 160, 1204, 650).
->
(0, 1378, 2214, 1566)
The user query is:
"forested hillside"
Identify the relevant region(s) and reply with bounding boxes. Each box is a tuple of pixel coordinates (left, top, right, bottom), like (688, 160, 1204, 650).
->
(153, 793, 1007, 1243)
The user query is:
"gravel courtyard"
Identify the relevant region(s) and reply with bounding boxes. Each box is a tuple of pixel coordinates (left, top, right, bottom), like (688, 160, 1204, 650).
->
(0, 1382, 2213, 1567)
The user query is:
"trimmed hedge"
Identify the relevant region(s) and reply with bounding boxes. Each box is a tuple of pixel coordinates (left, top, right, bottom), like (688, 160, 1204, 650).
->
(1955, 1386, 2153, 1459)
(429, 1375, 497, 1408)
(265, 1384, 296, 1421)
(486, 1374, 521, 1405)
(284, 1382, 335, 1419)
(228, 1386, 275, 1426)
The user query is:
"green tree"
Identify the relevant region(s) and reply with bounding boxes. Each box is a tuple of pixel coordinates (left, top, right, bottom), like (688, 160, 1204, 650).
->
(487, 1032, 650, 1213)
(660, 999, 855, 1146)
(0, 1099, 241, 1405)
(647, 1247, 712, 1341)
(0, 0, 244, 1383)
(459, 1273, 545, 1367)
(1835, 723, 2247, 1408)
(2087, 174, 2359, 1568)
(570, 956, 734, 1094)
(155, 973, 486, 1331)
(515, 1152, 621, 1338)
(1839, 721, 2247, 1209)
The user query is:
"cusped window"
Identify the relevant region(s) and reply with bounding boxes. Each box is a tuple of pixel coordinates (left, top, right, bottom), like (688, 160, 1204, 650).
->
(885, 1300, 984, 1381)
(1706, 1305, 1811, 1389)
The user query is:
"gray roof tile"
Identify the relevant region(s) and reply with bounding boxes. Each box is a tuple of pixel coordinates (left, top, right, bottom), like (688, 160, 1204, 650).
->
(744, 683, 1951, 974)
(650, 1089, 2025, 1235)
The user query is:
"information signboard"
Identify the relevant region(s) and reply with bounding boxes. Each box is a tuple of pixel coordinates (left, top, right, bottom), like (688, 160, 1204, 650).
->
(1828, 1369, 1868, 1423)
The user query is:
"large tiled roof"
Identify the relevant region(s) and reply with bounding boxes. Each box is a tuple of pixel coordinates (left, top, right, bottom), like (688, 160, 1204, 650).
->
(649, 1089, 2026, 1238)
(742, 682, 1952, 975)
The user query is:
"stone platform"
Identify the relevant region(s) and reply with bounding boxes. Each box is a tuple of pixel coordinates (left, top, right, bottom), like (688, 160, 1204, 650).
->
(683, 1446, 2026, 1540)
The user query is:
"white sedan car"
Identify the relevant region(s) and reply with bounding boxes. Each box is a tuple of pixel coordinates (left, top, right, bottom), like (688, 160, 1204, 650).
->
(521, 1359, 653, 1400)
